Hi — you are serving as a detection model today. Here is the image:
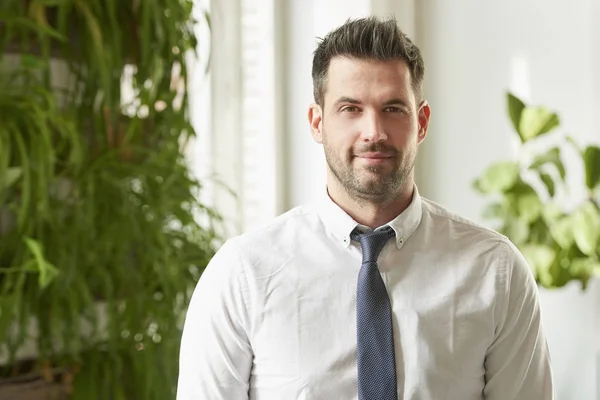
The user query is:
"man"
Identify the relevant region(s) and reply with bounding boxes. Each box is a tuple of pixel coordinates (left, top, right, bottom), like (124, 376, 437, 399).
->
(177, 16, 554, 400)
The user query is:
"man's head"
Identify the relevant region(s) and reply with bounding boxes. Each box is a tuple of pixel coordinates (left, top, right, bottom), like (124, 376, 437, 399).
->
(308, 16, 431, 206)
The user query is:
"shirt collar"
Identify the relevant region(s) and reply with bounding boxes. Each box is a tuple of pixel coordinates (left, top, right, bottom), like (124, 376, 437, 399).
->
(317, 185, 423, 249)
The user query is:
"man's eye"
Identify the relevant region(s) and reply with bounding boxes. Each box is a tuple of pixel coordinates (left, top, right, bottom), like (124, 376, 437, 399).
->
(341, 106, 360, 112)
(384, 107, 404, 113)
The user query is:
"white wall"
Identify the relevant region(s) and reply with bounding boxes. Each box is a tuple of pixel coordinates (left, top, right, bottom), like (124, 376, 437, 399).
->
(283, 1, 600, 398)
(284, 0, 324, 209)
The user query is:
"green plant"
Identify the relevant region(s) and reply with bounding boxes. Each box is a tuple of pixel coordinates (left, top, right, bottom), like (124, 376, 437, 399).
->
(474, 93, 600, 290)
(0, 1, 219, 399)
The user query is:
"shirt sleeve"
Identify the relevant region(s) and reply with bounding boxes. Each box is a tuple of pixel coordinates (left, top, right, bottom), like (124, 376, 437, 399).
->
(176, 239, 253, 400)
(483, 239, 555, 399)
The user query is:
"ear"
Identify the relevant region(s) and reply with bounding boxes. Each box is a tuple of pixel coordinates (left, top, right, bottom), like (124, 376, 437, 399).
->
(417, 100, 431, 144)
(308, 103, 323, 144)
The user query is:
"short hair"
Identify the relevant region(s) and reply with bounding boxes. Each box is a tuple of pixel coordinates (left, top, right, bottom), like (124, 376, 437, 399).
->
(311, 16, 425, 107)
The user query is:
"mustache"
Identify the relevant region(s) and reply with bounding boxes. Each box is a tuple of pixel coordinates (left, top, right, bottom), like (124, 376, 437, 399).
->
(352, 144, 398, 157)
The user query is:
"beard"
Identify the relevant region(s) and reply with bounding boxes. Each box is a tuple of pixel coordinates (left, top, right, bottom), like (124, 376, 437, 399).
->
(323, 137, 415, 204)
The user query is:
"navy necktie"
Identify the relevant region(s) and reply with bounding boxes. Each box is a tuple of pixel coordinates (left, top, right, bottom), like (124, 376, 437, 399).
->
(351, 226, 398, 400)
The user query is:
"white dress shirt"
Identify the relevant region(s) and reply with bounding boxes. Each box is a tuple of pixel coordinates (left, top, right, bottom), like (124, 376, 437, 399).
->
(177, 186, 554, 400)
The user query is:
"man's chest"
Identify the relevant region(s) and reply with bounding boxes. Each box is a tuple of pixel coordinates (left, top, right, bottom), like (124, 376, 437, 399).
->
(245, 256, 495, 399)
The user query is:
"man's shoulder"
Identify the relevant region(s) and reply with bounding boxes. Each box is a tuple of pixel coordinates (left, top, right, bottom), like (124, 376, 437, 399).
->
(209, 203, 320, 277)
(420, 197, 534, 284)
(420, 196, 509, 245)
(226, 203, 318, 250)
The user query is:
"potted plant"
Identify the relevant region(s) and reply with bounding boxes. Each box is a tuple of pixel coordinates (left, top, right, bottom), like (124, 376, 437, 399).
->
(473, 92, 600, 290)
(0, 1, 219, 399)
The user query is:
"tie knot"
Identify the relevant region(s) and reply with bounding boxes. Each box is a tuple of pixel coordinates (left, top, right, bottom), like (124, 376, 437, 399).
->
(351, 226, 396, 263)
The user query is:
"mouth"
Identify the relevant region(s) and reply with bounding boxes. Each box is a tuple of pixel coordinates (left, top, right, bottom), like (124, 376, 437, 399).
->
(355, 152, 393, 159)
(354, 152, 394, 165)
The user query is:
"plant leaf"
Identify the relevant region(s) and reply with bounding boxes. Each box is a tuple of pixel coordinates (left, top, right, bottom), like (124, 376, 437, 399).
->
(1, 167, 22, 190)
(571, 202, 600, 256)
(502, 216, 530, 245)
(507, 93, 526, 141)
(570, 258, 600, 290)
(0, 16, 66, 41)
(541, 201, 563, 221)
(521, 244, 556, 286)
(13, 127, 31, 231)
(541, 202, 573, 249)
(23, 237, 59, 288)
(519, 106, 560, 142)
(516, 192, 543, 223)
(539, 172, 556, 197)
(566, 135, 582, 153)
(473, 161, 519, 194)
(35, 0, 63, 5)
(583, 145, 600, 190)
(548, 216, 574, 249)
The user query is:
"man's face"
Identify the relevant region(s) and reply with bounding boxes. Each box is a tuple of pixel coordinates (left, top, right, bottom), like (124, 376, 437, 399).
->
(309, 57, 430, 203)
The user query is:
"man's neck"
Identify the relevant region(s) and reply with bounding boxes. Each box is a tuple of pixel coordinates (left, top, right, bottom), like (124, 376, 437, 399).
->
(327, 179, 415, 230)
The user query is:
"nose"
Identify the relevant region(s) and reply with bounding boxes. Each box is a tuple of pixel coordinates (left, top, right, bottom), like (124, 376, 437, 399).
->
(360, 111, 387, 142)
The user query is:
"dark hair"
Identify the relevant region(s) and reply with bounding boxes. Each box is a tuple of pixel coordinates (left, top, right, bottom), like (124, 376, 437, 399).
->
(311, 16, 425, 107)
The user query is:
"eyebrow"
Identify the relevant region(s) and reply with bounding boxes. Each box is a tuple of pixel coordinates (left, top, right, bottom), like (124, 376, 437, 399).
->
(334, 96, 410, 108)
(383, 98, 410, 108)
(335, 96, 361, 105)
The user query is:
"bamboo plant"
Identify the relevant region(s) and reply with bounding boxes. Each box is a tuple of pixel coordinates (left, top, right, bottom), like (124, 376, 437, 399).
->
(474, 93, 600, 290)
(0, 1, 218, 398)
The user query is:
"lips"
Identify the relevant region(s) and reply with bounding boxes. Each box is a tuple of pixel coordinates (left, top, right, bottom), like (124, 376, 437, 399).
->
(353, 153, 394, 167)
(355, 152, 393, 159)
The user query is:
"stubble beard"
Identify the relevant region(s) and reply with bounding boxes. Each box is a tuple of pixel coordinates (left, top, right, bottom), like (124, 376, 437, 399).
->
(323, 139, 415, 207)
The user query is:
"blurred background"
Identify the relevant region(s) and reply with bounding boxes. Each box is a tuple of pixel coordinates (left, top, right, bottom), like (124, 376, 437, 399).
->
(0, 0, 599, 399)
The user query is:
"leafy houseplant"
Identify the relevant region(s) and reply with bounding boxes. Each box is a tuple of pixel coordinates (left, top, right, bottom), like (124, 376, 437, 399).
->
(0, 1, 219, 399)
(473, 93, 600, 290)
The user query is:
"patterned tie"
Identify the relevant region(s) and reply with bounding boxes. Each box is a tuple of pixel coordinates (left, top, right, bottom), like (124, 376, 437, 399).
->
(351, 226, 398, 400)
